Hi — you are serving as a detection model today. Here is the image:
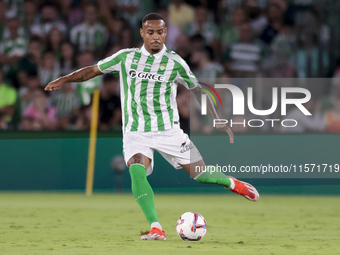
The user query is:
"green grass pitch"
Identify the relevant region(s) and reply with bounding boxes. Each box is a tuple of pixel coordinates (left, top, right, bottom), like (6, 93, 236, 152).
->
(0, 193, 339, 255)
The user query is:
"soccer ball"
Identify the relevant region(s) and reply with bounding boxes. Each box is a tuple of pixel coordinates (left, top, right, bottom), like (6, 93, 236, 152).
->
(176, 212, 207, 241)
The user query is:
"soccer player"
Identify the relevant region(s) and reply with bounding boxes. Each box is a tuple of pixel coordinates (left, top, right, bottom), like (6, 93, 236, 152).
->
(45, 13, 259, 240)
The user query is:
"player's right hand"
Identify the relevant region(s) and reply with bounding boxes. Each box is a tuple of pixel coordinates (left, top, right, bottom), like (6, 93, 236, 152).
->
(44, 79, 64, 92)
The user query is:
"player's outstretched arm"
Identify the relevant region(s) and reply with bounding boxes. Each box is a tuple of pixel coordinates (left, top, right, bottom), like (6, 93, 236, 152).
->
(192, 86, 234, 143)
(44, 65, 102, 92)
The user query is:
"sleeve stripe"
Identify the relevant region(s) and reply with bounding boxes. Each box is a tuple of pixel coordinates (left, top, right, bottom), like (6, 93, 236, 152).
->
(97, 62, 105, 73)
(99, 50, 132, 72)
(174, 60, 196, 89)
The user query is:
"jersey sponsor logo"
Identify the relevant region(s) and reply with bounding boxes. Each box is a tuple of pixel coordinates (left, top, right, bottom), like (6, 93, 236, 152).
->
(129, 69, 165, 81)
(129, 70, 137, 78)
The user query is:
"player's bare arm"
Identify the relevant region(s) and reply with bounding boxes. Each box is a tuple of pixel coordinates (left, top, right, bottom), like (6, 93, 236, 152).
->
(191, 86, 234, 143)
(44, 65, 102, 92)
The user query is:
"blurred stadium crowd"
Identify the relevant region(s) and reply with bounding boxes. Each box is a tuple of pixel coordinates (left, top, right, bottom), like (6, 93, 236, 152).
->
(0, 0, 340, 134)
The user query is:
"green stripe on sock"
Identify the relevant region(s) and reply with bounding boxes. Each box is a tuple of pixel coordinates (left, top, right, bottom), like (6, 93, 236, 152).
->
(195, 166, 232, 188)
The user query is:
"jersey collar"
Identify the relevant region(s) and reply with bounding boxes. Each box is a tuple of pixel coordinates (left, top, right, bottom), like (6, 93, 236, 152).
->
(141, 44, 167, 59)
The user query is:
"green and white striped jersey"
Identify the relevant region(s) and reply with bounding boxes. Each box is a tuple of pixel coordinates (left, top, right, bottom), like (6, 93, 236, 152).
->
(0, 36, 26, 57)
(97, 45, 197, 134)
(75, 75, 101, 106)
(70, 23, 107, 52)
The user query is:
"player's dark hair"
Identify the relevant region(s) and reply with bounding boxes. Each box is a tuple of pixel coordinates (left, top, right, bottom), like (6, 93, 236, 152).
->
(142, 13, 165, 25)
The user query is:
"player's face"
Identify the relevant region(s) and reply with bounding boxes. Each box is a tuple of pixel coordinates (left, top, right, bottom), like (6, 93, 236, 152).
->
(140, 20, 167, 54)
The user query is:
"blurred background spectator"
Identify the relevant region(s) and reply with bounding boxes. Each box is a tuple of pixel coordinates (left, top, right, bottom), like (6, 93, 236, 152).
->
(157, 6, 181, 50)
(20, 89, 57, 131)
(75, 51, 101, 106)
(60, 41, 77, 75)
(190, 48, 223, 84)
(279, 97, 323, 133)
(17, 36, 42, 85)
(51, 82, 80, 130)
(184, 5, 220, 51)
(70, 4, 107, 58)
(220, 8, 246, 48)
(19, 70, 40, 117)
(30, 3, 67, 39)
(323, 87, 340, 133)
(0, 17, 27, 88)
(0, 0, 338, 135)
(38, 50, 61, 86)
(99, 74, 121, 131)
(222, 22, 267, 77)
(59, 0, 83, 30)
(0, 66, 16, 129)
(168, 0, 195, 30)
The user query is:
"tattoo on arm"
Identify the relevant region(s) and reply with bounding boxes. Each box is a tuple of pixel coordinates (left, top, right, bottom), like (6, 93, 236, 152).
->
(74, 69, 89, 82)
(75, 75, 84, 82)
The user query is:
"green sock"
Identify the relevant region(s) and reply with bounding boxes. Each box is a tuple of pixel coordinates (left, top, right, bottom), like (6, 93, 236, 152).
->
(129, 164, 159, 225)
(195, 166, 232, 188)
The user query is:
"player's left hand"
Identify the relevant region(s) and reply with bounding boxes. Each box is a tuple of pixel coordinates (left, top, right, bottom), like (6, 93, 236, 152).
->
(215, 123, 234, 144)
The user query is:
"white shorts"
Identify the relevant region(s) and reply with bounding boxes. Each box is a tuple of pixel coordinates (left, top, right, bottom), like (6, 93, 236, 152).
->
(123, 128, 203, 175)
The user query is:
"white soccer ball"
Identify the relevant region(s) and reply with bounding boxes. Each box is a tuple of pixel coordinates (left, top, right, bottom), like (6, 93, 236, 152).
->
(176, 212, 207, 241)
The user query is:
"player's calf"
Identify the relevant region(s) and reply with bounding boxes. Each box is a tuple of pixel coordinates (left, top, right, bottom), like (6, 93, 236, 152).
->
(194, 166, 260, 202)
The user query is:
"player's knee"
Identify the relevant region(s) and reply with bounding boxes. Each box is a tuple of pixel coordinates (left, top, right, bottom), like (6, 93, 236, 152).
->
(127, 153, 148, 168)
(129, 164, 147, 181)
